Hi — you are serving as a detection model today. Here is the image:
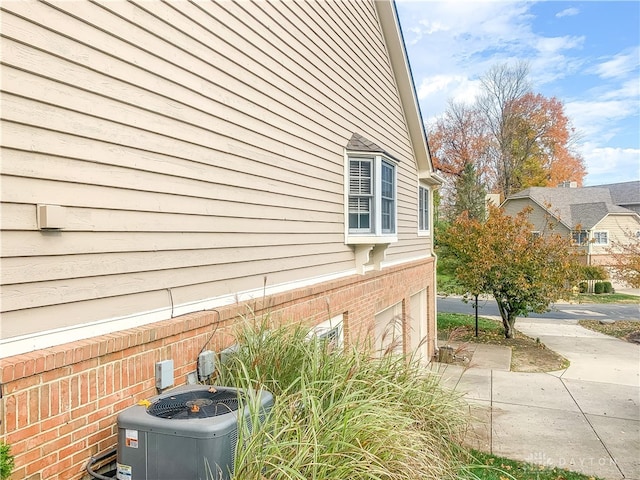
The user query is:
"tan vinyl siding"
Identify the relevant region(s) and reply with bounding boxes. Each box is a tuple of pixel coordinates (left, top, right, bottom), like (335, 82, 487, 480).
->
(0, 0, 431, 339)
(590, 215, 640, 256)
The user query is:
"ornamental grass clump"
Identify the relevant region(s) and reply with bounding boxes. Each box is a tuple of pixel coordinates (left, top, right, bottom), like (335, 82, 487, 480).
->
(218, 319, 468, 480)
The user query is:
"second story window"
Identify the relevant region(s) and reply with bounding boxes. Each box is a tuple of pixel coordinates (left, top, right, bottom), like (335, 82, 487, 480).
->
(418, 185, 430, 233)
(348, 159, 373, 231)
(593, 231, 608, 245)
(380, 161, 395, 234)
(347, 156, 397, 237)
(572, 230, 588, 245)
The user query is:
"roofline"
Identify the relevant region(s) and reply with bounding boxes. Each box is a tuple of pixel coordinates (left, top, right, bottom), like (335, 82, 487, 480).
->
(374, 0, 435, 180)
(505, 195, 640, 231)
(592, 212, 640, 230)
(502, 195, 573, 230)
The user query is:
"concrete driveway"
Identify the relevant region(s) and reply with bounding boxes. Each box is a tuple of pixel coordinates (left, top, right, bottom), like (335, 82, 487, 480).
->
(432, 317, 640, 480)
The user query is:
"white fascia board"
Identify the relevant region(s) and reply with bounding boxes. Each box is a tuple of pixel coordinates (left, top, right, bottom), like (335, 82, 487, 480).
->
(375, 0, 434, 177)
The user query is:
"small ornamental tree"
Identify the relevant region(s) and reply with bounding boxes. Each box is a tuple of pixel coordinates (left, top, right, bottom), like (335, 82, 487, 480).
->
(607, 228, 640, 288)
(440, 205, 580, 338)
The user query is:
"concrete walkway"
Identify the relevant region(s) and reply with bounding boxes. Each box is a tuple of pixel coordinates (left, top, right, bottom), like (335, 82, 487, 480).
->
(431, 319, 640, 480)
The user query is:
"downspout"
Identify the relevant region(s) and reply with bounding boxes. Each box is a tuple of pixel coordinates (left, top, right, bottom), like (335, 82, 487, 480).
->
(433, 249, 439, 360)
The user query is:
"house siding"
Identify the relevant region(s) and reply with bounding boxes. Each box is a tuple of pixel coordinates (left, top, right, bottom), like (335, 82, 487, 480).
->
(502, 198, 570, 237)
(503, 192, 640, 273)
(1, 259, 436, 480)
(1, 2, 439, 478)
(1, 0, 433, 344)
(589, 214, 640, 261)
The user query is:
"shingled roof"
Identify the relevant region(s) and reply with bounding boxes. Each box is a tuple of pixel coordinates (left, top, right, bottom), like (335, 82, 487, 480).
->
(507, 185, 638, 230)
(586, 181, 640, 207)
(346, 133, 400, 162)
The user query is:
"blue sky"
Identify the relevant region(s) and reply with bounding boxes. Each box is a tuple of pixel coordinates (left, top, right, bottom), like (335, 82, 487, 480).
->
(394, 0, 640, 186)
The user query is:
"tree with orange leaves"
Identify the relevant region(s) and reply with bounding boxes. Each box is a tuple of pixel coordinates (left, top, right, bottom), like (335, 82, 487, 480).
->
(429, 62, 586, 214)
(428, 101, 491, 219)
(439, 205, 581, 338)
(508, 93, 586, 192)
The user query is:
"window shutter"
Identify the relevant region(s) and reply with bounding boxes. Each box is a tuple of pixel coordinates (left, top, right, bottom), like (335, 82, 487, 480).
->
(349, 160, 372, 195)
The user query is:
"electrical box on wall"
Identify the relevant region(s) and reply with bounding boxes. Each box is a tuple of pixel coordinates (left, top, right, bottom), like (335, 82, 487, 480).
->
(198, 350, 216, 381)
(37, 204, 67, 229)
(155, 360, 174, 390)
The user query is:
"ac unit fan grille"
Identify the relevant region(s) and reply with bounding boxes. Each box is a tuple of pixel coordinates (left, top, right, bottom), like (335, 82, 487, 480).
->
(147, 389, 243, 419)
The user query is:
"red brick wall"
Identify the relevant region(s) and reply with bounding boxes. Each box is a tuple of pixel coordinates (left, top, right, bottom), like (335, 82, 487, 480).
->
(0, 258, 435, 479)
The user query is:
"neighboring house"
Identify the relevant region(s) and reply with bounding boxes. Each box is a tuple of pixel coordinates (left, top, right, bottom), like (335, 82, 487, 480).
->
(587, 181, 640, 216)
(0, 1, 442, 478)
(502, 182, 640, 271)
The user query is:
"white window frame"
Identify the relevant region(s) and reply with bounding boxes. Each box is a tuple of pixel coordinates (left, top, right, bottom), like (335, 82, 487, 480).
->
(307, 314, 344, 347)
(572, 230, 588, 245)
(418, 183, 430, 236)
(345, 153, 398, 244)
(592, 231, 609, 245)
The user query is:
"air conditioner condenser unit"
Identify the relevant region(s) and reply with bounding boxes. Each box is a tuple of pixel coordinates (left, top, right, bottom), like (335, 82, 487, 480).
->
(116, 384, 273, 480)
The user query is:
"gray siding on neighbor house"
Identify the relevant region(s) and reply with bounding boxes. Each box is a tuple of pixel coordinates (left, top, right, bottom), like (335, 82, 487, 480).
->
(0, 1, 432, 339)
(502, 198, 569, 235)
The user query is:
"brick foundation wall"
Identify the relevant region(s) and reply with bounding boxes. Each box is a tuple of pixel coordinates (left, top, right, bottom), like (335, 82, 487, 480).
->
(0, 258, 435, 479)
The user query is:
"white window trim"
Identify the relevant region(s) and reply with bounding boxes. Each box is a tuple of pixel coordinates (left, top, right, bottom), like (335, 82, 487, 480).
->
(592, 230, 609, 245)
(571, 230, 588, 245)
(344, 152, 398, 245)
(417, 183, 430, 237)
(307, 314, 344, 347)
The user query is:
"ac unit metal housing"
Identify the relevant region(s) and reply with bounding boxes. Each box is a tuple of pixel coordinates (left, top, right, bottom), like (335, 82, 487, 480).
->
(116, 384, 273, 480)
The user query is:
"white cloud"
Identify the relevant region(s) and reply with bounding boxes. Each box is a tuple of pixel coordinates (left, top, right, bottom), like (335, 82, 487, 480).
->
(397, 1, 639, 184)
(565, 99, 635, 141)
(601, 77, 640, 101)
(593, 47, 640, 79)
(416, 75, 482, 122)
(581, 145, 640, 185)
(556, 7, 579, 18)
(535, 36, 584, 54)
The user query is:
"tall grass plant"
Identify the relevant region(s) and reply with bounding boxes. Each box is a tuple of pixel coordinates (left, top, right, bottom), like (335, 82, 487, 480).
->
(218, 318, 469, 479)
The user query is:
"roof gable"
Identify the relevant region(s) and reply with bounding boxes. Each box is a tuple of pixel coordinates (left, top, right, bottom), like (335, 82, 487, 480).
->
(506, 186, 639, 229)
(346, 133, 400, 162)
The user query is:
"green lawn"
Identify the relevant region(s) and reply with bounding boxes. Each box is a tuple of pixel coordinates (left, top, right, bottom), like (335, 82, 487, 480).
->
(570, 293, 639, 304)
(438, 312, 503, 335)
(462, 450, 602, 479)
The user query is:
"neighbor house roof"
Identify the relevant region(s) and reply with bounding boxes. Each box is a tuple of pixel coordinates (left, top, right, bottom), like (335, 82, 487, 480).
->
(586, 181, 640, 207)
(507, 186, 638, 230)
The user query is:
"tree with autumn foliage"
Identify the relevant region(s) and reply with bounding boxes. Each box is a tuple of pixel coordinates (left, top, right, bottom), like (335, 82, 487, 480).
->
(439, 205, 581, 338)
(607, 229, 640, 288)
(429, 62, 585, 215)
(506, 92, 586, 192)
(428, 101, 491, 219)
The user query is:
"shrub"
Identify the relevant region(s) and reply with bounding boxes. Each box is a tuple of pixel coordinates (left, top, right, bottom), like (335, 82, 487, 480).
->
(603, 281, 614, 294)
(578, 281, 588, 293)
(218, 319, 468, 480)
(0, 443, 14, 480)
(581, 265, 608, 281)
(594, 282, 605, 294)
